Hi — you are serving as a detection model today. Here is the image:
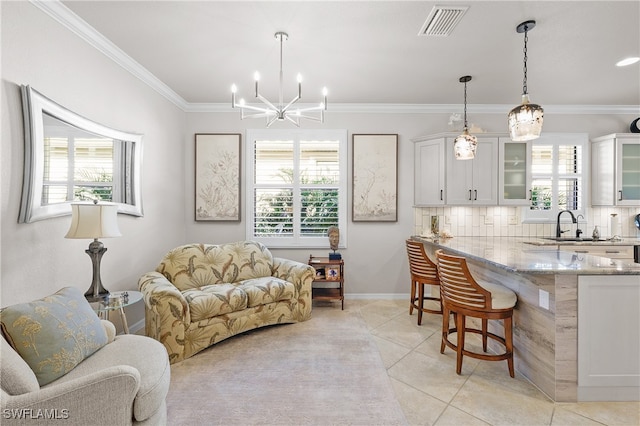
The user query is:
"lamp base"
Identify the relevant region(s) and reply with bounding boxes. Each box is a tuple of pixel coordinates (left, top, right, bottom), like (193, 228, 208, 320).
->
(84, 239, 110, 302)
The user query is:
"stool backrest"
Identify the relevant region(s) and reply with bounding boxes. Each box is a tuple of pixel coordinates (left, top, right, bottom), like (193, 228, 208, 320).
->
(435, 249, 491, 310)
(406, 240, 439, 284)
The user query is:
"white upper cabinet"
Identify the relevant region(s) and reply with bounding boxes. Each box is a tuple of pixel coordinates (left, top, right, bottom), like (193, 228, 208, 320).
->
(591, 133, 640, 206)
(413, 133, 510, 206)
(414, 138, 445, 206)
(499, 140, 532, 205)
(446, 137, 499, 205)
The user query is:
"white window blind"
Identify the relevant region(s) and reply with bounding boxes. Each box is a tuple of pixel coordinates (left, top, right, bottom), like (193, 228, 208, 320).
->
(246, 129, 347, 248)
(524, 133, 588, 223)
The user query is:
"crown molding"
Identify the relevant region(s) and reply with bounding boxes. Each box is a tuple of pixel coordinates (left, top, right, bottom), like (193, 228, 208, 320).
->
(32, 1, 640, 117)
(30, 0, 189, 111)
(186, 103, 640, 115)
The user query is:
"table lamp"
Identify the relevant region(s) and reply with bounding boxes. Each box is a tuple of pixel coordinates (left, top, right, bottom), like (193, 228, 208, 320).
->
(65, 201, 121, 302)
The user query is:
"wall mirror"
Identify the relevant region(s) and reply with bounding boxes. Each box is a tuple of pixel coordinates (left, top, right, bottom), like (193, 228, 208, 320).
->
(19, 85, 143, 223)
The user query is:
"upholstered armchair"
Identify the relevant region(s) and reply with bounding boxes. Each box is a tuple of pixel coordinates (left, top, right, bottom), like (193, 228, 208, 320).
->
(0, 287, 170, 425)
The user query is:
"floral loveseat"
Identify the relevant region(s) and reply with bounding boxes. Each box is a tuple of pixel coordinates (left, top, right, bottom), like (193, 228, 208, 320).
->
(138, 241, 314, 363)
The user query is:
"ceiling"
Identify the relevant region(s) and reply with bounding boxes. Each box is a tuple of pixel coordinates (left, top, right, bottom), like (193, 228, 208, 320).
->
(60, 1, 640, 109)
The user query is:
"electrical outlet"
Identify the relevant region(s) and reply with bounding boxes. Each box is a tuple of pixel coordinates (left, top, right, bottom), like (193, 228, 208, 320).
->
(508, 216, 518, 225)
(539, 289, 549, 310)
(445, 216, 451, 224)
(484, 216, 494, 225)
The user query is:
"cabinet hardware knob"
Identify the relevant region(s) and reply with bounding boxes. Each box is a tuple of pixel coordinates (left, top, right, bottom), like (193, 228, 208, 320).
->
(529, 189, 532, 201)
(618, 190, 623, 201)
(468, 190, 472, 200)
(474, 190, 478, 200)
(440, 189, 443, 201)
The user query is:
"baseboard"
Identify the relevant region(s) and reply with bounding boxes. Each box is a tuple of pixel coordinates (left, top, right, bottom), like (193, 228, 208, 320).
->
(345, 293, 409, 300)
(128, 318, 145, 335)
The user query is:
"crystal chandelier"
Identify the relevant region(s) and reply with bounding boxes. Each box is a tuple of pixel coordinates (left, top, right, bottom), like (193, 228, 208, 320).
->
(453, 76, 477, 160)
(508, 20, 544, 141)
(231, 32, 327, 127)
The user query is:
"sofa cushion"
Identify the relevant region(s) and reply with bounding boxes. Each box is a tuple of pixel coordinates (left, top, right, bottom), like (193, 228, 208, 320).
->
(182, 284, 248, 322)
(52, 334, 170, 422)
(156, 241, 274, 291)
(0, 336, 40, 394)
(239, 277, 295, 308)
(0, 287, 108, 386)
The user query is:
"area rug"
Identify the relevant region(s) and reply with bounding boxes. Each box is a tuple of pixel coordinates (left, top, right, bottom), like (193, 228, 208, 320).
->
(166, 306, 407, 425)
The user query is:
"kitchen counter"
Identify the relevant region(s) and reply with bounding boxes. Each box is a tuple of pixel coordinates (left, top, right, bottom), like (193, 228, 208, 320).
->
(411, 236, 640, 403)
(412, 236, 640, 275)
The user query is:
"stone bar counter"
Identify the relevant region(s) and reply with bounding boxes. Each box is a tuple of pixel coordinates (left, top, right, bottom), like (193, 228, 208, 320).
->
(412, 236, 640, 402)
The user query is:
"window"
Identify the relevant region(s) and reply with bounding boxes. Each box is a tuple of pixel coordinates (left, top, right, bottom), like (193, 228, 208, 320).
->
(523, 133, 588, 223)
(246, 129, 347, 248)
(42, 114, 120, 205)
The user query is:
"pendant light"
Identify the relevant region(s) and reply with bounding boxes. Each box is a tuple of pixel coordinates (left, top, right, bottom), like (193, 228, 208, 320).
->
(508, 20, 544, 141)
(453, 75, 477, 160)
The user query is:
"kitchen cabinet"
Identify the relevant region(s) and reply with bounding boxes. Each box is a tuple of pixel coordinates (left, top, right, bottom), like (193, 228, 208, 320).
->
(445, 137, 498, 205)
(558, 244, 634, 260)
(414, 138, 445, 206)
(499, 140, 532, 205)
(578, 275, 640, 401)
(414, 133, 529, 206)
(591, 133, 640, 206)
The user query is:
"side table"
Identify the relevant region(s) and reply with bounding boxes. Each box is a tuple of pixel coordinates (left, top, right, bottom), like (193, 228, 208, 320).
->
(90, 290, 143, 334)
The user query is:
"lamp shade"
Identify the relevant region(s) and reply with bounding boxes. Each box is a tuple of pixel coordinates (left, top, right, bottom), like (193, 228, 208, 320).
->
(65, 202, 121, 239)
(453, 131, 478, 160)
(508, 94, 544, 141)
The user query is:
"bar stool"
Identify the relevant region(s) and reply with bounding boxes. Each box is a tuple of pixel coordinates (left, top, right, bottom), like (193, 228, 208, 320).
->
(406, 239, 442, 325)
(435, 249, 517, 377)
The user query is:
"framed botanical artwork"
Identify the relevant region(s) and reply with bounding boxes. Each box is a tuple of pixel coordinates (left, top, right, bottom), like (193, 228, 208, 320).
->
(325, 266, 340, 280)
(352, 134, 398, 222)
(195, 133, 241, 221)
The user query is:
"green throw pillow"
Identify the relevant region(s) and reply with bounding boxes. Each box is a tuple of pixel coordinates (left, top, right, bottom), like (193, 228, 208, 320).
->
(0, 287, 108, 386)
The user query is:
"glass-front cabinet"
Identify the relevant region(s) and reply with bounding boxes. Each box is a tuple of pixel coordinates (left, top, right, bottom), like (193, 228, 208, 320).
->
(591, 133, 640, 206)
(499, 140, 532, 205)
(620, 141, 640, 203)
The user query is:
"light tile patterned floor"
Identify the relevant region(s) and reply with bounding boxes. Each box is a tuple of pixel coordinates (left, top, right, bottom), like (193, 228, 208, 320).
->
(342, 299, 640, 426)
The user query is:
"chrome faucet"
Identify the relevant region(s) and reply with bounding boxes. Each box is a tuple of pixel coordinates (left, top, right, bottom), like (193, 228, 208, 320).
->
(556, 210, 577, 238)
(576, 214, 585, 239)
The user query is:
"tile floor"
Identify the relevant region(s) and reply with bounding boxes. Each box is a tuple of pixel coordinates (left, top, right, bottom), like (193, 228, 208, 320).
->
(344, 299, 640, 426)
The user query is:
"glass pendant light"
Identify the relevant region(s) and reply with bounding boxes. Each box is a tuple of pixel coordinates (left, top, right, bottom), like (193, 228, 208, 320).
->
(508, 20, 544, 141)
(453, 75, 477, 160)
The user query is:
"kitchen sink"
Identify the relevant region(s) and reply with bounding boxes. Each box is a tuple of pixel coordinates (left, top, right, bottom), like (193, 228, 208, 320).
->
(543, 237, 607, 242)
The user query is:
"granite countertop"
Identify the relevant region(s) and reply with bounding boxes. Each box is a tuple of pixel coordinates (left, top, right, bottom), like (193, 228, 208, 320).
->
(412, 236, 640, 275)
(523, 238, 640, 247)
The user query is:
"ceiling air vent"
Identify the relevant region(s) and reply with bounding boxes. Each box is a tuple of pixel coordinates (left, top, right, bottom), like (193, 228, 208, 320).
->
(419, 5, 469, 37)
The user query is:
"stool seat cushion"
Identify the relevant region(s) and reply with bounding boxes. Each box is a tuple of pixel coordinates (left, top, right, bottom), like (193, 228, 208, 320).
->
(477, 280, 517, 309)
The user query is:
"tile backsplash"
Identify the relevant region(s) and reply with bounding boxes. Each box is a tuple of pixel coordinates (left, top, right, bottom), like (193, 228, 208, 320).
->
(414, 206, 640, 239)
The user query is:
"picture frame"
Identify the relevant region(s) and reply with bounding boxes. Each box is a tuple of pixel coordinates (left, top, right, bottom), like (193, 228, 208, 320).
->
(315, 267, 326, 279)
(195, 133, 241, 221)
(352, 134, 398, 222)
(325, 266, 340, 281)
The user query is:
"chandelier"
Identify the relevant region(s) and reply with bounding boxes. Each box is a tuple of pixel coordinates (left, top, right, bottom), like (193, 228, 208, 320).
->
(231, 32, 327, 127)
(508, 20, 544, 141)
(453, 76, 477, 160)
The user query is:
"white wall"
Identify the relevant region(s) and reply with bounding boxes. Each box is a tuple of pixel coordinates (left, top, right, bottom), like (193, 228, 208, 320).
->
(1, 2, 187, 331)
(186, 111, 638, 298)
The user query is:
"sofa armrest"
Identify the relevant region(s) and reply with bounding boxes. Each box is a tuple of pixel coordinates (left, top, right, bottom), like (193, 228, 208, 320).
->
(1, 366, 139, 425)
(138, 272, 190, 364)
(272, 257, 314, 318)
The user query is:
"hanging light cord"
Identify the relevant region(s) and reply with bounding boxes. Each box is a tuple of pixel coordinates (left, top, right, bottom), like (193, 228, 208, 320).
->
(522, 27, 529, 95)
(463, 79, 469, 130)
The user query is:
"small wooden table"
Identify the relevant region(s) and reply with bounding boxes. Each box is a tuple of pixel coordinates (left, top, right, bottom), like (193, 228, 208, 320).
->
(309, 255, 344, 310)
